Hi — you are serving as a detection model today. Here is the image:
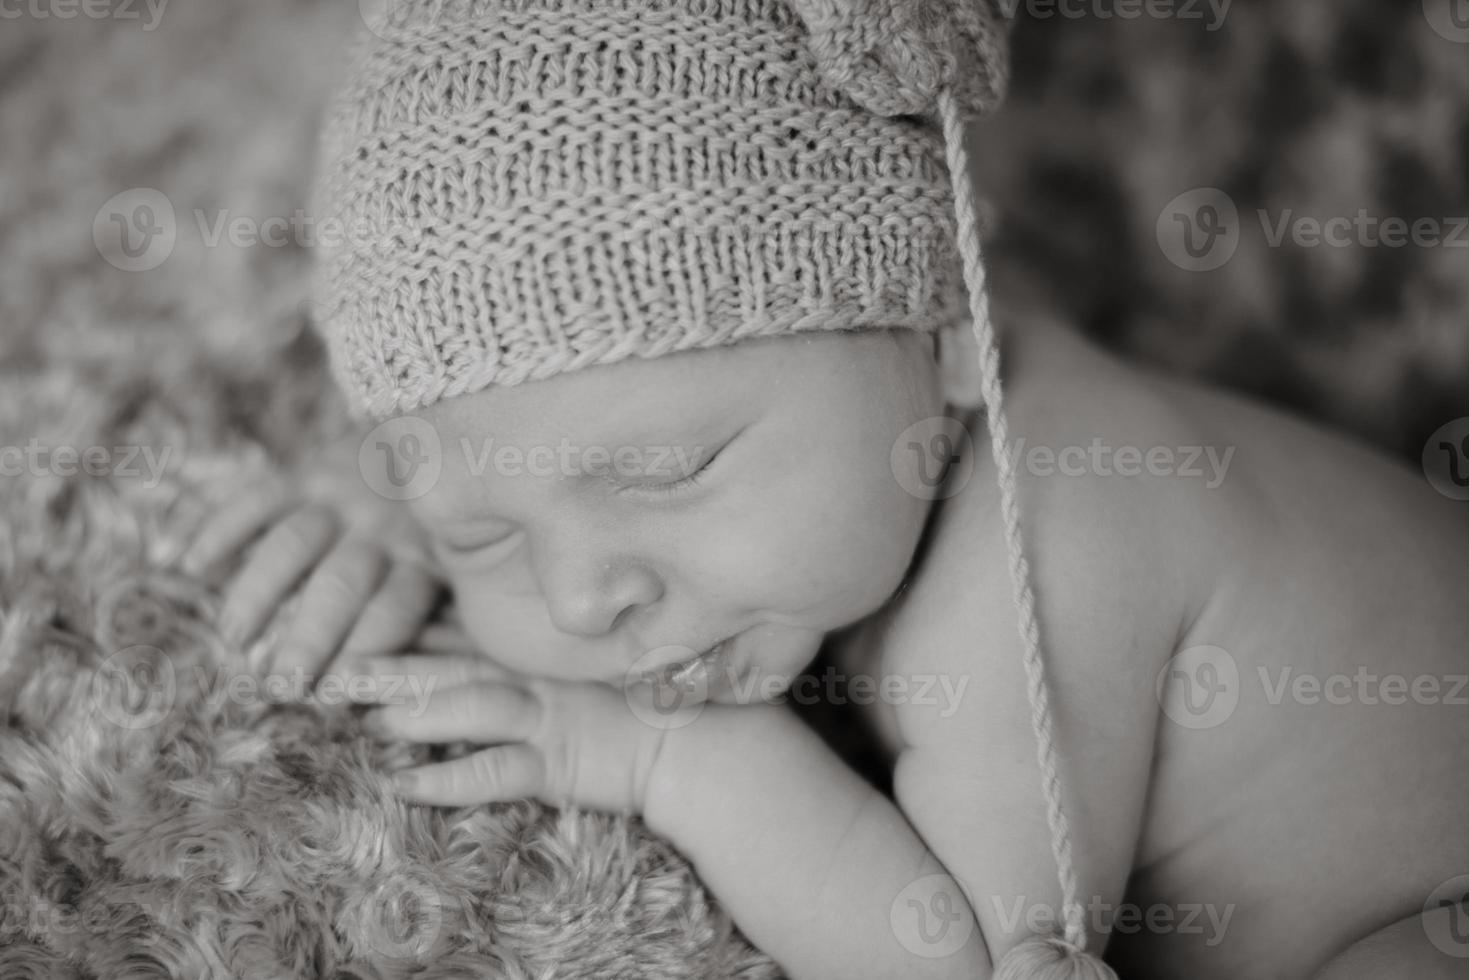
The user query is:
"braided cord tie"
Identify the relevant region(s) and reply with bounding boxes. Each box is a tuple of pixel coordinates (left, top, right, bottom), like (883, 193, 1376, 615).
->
(935, 86, 1106, 976)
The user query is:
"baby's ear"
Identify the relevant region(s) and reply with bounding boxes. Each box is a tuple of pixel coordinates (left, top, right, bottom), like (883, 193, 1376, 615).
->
(935, 317, 986, 411)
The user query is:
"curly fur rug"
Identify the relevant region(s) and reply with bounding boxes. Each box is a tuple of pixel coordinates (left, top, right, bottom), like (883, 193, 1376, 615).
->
(0, 327, 778, 980)
(1, 0, 1466, 976)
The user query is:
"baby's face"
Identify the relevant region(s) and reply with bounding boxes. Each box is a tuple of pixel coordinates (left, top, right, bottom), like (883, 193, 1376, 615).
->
(405, 329, 948, 702)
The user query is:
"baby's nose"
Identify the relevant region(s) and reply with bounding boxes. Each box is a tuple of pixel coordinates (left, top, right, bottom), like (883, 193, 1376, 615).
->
(541, 556, 663, 638)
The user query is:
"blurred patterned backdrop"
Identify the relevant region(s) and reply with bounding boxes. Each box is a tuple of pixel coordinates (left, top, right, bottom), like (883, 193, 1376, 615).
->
(1, 0, 1466, 463)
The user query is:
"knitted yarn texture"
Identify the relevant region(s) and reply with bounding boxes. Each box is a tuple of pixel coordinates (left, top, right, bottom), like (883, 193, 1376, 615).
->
(309, 0, 1004, 418)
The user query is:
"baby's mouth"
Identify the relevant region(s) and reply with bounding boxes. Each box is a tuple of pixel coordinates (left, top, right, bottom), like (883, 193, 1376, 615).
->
(664, 638, 728, 687)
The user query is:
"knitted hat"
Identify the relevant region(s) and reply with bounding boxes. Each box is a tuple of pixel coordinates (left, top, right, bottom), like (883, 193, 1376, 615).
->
(308, 0, 1006, 419)
(310, 2, 1114, 977)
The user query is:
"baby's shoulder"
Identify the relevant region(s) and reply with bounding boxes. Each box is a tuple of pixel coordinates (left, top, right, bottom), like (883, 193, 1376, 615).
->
(941, 312, 1237, 647)
(873, 318, 1213, 944)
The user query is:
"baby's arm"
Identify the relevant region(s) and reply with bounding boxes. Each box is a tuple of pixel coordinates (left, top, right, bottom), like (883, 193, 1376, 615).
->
(645, 703, 991, 980)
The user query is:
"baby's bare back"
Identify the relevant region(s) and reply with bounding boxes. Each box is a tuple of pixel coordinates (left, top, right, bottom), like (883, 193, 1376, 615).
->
(1113, 350, 1469, 978)
(856, 316, 1469, 978)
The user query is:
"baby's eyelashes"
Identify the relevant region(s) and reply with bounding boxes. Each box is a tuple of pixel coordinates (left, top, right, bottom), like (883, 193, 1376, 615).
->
(431, 523, 521, 556)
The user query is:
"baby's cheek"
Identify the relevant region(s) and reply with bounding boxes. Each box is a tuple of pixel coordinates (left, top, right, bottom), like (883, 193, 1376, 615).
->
(704, 487, 920, 625)
(446, 571, 573, 677)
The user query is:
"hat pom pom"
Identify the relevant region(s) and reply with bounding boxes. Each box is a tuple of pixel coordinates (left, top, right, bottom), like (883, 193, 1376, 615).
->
(993, 933, 1119, 980)
(789, 0, 1010, 119)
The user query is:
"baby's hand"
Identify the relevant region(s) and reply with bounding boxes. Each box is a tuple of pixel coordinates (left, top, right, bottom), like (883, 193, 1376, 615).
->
(355, 651, 681, 814)
(178, 479, 443, 680)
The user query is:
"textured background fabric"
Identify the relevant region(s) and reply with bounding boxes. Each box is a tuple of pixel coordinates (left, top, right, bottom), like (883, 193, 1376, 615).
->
(1, 0, 1467, 975)
(972, 0, 1469, 461)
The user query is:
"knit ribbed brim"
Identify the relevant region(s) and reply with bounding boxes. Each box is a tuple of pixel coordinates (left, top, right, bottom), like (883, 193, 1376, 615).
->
(309, 0, 971, 419)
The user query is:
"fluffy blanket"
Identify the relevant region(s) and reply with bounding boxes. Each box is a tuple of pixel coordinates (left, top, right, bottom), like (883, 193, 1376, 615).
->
(1, 0, 1466, 976)
(0, 315, 777, 980)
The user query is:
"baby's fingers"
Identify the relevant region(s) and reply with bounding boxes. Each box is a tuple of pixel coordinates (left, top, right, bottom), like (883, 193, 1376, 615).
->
(178, 481, 297, 580)
(349, 654, 512, 709)
(364, 681, 540, 744)
(218, 504, 340, 647)
(272, 539, 390, 678)
(335, 561, 444, 661)
(390, 746, 546, 807)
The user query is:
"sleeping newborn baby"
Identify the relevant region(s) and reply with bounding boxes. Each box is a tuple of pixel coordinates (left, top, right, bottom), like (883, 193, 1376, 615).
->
(181, 1, 1469, 977)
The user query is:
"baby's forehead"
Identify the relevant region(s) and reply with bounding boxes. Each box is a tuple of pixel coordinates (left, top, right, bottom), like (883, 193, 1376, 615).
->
(420, 381, 709, 447)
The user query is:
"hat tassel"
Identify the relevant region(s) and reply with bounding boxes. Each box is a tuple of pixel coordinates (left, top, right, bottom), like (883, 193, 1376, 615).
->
(935, 85, 1118, 980)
